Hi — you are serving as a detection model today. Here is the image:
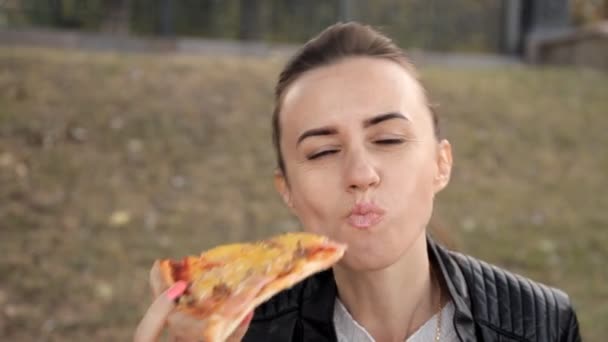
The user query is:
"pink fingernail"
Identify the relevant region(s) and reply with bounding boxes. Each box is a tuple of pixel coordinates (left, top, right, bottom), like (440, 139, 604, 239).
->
(166, 280, 188, 301)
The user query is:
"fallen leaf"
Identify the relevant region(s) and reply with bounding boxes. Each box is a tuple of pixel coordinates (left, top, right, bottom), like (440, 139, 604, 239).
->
(0, 153, 15, 168)
(95, 282, 113, 301)
(109, 210, 131, 227)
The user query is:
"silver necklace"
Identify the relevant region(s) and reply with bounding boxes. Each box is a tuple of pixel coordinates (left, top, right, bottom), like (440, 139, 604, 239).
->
(432, 267, 442, 342)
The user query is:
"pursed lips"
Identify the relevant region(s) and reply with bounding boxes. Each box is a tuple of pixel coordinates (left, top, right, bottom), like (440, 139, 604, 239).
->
(346, 202, 385, 229)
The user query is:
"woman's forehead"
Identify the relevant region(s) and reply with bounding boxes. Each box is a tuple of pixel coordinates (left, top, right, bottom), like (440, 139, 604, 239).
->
(280, 57, 426, 131)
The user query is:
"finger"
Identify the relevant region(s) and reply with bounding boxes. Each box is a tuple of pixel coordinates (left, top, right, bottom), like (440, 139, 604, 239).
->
(134, 281, 188, 342)
(166, 310, 207, 340)
(226, 312, 253, 342)
(168, 333, 186, 342)
(150, 260, 169, 297)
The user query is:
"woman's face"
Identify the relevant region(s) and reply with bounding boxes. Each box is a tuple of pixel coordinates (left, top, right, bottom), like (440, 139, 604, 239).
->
(275, 57, 452, 271)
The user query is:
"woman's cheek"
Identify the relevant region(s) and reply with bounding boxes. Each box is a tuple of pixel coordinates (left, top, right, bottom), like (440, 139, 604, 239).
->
(292, 173, 338, 223)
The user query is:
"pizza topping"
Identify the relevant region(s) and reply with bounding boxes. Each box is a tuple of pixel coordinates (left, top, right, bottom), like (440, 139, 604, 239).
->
(293, 240, 306, 259)
(306, 244, 338, 259)
(170, 259, 190, 281)
(262, 240, 282, 249)
(211, 282, 232, 299)
(277, 260, 296, 278)
(178, 293, 197, 306)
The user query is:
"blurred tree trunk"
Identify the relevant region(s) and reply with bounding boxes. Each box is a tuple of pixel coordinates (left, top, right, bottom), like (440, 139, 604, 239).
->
(338, 0, 354, 21)
(101, 0, 131, 34)
(49, 0, 64, 26)
(48, 0, 80, 28)
(159, 0, 173, 36)
(239, 0, 262, 40)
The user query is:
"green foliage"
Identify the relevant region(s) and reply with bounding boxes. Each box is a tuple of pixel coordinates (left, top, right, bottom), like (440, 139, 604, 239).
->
(4, 0, 504, 52)
(12, 0, 105, 29)
(264, 0, 339, 42)
(130, 0, 240, 38)
(354, 0, 501, 51)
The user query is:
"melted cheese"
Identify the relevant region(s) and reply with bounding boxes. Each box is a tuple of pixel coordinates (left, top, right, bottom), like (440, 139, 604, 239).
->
(188, 232, 328, 301)
(273, 232, 326, 248)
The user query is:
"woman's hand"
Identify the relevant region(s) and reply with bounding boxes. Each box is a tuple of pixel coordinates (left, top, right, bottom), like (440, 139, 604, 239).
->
(134, 261, 252, 342)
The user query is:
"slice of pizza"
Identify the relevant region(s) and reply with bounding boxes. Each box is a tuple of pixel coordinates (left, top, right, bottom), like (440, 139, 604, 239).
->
(156, 232, 346, 341)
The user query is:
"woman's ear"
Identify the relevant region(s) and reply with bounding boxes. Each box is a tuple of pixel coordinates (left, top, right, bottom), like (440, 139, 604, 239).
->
(274, 169, 294, 209)
(434, 139, 453, 194)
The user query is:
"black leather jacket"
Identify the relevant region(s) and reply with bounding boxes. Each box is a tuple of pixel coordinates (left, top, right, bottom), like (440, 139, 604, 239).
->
(243, 238, 581, 341)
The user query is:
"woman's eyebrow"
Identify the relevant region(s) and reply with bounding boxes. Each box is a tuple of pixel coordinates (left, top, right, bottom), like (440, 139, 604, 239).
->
(297, 127, 337, 146)
(363, 112, 409, 128)
(296, 112, 407, 147)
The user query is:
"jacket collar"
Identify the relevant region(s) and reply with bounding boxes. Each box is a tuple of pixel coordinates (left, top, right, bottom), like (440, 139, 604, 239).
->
(428, 237, 477, 342)
(300, 269, 339, 340)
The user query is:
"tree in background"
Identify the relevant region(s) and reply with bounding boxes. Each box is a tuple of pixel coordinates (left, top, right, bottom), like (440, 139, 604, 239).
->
(100, 0, 130, 34)
(5, 0, 583, 53)
(239, 0, 261, 40)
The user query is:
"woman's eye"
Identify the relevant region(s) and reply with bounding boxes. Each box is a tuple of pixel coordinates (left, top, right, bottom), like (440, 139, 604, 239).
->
(375, 138, 405, 145)
(307, 149, 339, 160)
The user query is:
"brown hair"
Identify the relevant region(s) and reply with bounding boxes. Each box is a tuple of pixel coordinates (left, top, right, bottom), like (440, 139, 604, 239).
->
(272, 22, 440, 175)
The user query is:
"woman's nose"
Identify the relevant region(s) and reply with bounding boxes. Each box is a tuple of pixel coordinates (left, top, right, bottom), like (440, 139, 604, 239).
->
(344, 151, 380, 192)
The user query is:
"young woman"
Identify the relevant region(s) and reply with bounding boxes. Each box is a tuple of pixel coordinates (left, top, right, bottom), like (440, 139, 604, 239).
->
(135, 22, 581, 342)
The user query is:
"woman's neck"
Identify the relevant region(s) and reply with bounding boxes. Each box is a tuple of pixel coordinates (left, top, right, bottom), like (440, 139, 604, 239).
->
(333, 233, 442, 342)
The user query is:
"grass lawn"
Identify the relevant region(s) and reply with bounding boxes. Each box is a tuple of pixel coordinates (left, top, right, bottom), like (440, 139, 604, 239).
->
(1, 47, 606, 341)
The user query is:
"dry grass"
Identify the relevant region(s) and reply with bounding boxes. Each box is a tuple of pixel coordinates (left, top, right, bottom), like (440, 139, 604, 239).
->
(0, 47, 606, 341)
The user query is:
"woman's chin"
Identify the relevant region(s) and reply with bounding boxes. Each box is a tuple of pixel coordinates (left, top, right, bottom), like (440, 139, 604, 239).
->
(338, 248, 401, 272)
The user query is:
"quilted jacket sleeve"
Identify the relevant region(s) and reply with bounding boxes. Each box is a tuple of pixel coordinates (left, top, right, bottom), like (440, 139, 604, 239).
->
(561, 305, 582, 342)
